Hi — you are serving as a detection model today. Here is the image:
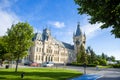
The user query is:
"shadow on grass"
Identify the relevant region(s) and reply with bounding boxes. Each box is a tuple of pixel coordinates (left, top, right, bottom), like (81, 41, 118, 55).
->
(0, 77, 6, 79)
(0, 70, 82, 80)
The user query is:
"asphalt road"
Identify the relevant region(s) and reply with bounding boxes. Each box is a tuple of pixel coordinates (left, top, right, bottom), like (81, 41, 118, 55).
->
(97, 69, 120, 80)
(62, 66, 120, 80)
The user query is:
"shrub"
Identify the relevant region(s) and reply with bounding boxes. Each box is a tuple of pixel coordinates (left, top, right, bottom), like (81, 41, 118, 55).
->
(98, 59, 107, 66)
(87, 64, 96, 67)
(93, 61, 99, 65)
(112, 64, 120, 68)
(67, 62, 96, 67)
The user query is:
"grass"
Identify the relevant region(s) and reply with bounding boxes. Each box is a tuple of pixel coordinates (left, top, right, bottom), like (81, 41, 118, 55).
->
(0, 68, 82, 80)
(98, 65, 112, 68)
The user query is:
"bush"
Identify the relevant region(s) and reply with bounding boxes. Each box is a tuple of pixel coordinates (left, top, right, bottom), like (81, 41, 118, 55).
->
(67, 62, 83, 66)
(112, 64, 120, 68)
(87, 64, 96, 67)
(93, 61, 99, 65)
(67, 62, 96, 67)
(99, 59, 107, 66)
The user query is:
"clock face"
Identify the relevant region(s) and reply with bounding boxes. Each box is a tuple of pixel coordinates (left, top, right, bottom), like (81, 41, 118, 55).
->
(76, 40, 80, 45)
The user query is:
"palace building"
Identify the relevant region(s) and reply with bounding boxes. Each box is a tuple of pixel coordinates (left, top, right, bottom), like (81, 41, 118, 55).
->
(24, 23, 86, 64)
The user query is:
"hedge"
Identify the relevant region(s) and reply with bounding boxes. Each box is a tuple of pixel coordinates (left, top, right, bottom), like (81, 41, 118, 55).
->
(112, 64, 120, 68)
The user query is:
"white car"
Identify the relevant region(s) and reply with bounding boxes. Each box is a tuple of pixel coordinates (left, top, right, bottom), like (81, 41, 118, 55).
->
(42, 62, 54, 67)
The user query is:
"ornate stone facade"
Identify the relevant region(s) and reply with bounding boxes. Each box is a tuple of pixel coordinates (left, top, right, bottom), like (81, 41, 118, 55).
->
(24, 23, 86, 64)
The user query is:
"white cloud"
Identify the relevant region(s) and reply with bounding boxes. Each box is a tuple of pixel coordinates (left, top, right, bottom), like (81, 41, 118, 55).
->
(81, 23, 102, 40)
(48, 21, 65, 28)
(0, 0, 20, 36)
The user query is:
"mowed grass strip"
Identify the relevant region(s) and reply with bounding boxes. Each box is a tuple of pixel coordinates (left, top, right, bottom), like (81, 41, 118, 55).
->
(0, 68, 82, 80)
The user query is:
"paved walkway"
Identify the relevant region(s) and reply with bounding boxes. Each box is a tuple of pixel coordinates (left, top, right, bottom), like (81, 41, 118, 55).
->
(69, 74, 102, 80)
(68, 68, 120, 80)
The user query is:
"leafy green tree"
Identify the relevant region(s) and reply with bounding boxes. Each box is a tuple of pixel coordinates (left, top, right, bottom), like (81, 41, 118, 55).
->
(93, 60, 99, 65)
(74, 0, 120, 38)
(5, 22, 34, 72)
(101, 53, 108, 60)
(107, 56, 115, 62)
(77, 44, 88, 64)
(0, 37, 8, 66)
(86, 46, 96, 64)
(98, 59, 107, 66)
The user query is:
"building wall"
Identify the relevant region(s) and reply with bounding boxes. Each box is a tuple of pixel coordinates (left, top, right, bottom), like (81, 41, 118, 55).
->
(29, 39, 68, 64)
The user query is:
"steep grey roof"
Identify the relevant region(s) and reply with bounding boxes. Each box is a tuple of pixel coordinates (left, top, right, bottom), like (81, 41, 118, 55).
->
(52, 37, 74, 50)
(52, 38, 65, 47)
(62, 42, 74, 50)
(32, 33, 42, 41)
(75, 23, 82, 36)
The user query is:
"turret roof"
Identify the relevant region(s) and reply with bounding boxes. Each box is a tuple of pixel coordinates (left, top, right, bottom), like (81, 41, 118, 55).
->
(75, 23, 82, 36)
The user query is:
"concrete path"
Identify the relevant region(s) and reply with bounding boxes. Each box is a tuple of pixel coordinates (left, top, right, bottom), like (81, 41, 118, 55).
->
(97, 69, 120, 80)
(69, 74, 102, 80)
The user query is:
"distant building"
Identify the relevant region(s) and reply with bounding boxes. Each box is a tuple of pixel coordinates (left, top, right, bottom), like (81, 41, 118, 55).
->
(24, 23, 86, 64)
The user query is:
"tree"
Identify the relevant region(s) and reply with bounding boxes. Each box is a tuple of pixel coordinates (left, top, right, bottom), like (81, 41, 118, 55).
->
(77, 44, 88, 64)
(74, 0, 120, 38)
(5, 22, 34, 72)
(86, 46, 96, 64)
(107, 56, 115, 61)
(101, 53, 108, 60)
(0, 36, 9, 66)
(98, 59, 107, 66)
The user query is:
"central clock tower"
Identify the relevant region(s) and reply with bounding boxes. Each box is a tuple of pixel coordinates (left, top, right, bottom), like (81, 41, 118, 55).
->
(73, 22, 86, 56)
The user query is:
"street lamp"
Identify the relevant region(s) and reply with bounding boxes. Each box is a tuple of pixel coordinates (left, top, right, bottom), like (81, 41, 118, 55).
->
(83, 62, 87, 74)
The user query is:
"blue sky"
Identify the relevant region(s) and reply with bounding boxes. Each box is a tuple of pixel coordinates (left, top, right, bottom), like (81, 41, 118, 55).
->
(0, 0, 120, 60)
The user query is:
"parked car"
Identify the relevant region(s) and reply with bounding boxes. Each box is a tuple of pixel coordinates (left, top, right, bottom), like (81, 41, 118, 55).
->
(42, 62, 54, 67)
(24, 62, 32, 66)
(30, 62, 39, 67)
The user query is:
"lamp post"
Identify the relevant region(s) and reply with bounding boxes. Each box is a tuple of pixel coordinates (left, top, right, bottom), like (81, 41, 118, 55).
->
(83, 62, 87, 74)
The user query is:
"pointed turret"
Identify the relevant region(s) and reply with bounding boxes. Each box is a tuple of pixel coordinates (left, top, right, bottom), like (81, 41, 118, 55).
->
(75, 22, 82, 36)
(42, 28, 51, 41)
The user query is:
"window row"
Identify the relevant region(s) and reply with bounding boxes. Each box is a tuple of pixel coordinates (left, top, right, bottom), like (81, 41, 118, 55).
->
(35, 55, 41, 60)
(36, 47, 43, 52)
(46, 49, 52, 53)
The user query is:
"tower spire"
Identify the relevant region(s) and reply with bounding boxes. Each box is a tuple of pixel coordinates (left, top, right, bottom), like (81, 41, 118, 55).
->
(78, 22, 80, 26)
(75, 22, 82, 36)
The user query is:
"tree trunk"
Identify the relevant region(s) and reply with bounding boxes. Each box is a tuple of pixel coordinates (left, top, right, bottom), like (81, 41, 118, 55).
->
(0, 59, 4, 66)
(15, 56, 19, 72)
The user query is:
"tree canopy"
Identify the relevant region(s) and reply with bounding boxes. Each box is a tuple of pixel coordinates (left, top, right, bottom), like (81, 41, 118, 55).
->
(74, 0, 120, 38)
(5, 22, 34, 72)
(77, 44, 87, 64)
(0, 37, 8, 62)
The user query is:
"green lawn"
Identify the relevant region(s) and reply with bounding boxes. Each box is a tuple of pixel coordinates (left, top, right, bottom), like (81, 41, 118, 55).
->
(0, 68, 82, 80)
(98, 65, 112, 68)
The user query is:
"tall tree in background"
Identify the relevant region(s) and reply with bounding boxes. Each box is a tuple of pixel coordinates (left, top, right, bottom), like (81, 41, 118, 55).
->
(86, 46, 96, 64)
(74, 0, 120, 38)
(101, 52, 108, 60)
(107, 56, 115, 62)
(77, 44, 88, 64)
(5, 22, 33, 72)
(86, 46, 91, 64)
